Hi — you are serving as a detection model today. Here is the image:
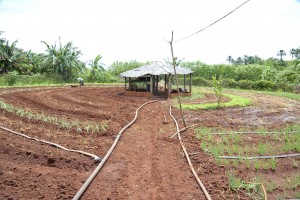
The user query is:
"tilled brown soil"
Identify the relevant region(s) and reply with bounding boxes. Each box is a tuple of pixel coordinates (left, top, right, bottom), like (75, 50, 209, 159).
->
(0, 86, 299, 199)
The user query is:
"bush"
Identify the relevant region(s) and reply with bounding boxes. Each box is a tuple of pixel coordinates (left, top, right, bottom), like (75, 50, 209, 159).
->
(4, 71, 19, 86)
(237, 80, 254, 89)
(293, 84, 300, 93)
(192, 77, 211, 86)
(254, 80, 277, 91)
(221, 79, 237, 88)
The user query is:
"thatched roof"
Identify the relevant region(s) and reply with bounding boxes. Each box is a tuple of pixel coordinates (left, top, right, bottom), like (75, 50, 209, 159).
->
(120, 61, 193, 78)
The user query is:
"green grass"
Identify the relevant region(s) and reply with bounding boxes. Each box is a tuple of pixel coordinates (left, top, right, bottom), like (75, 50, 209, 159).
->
(181, 93, 252, 110)
(225, 87, 300, 101)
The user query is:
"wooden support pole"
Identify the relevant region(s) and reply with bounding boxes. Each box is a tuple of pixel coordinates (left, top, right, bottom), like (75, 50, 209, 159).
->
(164, 75, 167, 91)
(156, 76, 159, 92)
(184, 74, 186, 92)
(124, 77, 127, 90)
(169, 31, 186, 127)
(189, 73, 192, 95)
(150, 75, 153, 96)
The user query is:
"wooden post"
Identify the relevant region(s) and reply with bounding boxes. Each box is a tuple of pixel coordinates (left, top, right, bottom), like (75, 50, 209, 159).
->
(164, 75, 167, 90)
(156, 76, 159, 92)
(169, 31, 186, 127)
(184, 74, 186, 92)
(125, 77, 127, 90)
(189, 73, 192, 95)
(129, 78, 131, 91)
(150, 75, 153, 96)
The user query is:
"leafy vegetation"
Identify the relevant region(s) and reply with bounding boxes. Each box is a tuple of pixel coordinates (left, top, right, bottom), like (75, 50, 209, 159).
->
(1, 31, 300, 94)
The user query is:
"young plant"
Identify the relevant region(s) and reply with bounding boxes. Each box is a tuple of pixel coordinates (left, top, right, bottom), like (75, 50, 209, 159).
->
(257, 143, 267, 156)
(212, 75, 223, 108)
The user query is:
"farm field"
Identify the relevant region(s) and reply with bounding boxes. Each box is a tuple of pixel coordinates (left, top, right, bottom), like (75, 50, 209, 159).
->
(0, 86, 299, 200)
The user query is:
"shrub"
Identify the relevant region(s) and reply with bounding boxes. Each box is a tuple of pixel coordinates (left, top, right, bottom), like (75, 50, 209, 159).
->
(293, 84, 300, 93)
(237, 80, 254, 89)
(221, 78, 237, 88)
(254, 80, 277, 91)
(192, 77, 211, 86)
(4, 71, 19, 86)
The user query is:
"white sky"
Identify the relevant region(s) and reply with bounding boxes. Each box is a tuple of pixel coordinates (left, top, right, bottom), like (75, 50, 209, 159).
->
(1, 0, 300, 66)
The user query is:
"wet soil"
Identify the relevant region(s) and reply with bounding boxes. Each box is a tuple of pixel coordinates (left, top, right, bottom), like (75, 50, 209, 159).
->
(0, 86, 299, 199)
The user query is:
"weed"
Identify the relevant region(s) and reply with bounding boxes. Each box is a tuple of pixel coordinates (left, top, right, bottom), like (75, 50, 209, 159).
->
(227, 172, 263, 198)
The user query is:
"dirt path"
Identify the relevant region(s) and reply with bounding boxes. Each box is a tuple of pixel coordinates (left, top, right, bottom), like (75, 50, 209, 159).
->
(82, 101, 205, 200)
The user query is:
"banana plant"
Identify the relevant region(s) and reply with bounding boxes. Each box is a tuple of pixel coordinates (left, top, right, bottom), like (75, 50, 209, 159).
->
(41, 37, 84, 80)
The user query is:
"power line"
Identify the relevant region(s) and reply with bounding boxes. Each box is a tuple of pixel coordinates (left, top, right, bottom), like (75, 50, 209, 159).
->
(175, 0, 251, 42)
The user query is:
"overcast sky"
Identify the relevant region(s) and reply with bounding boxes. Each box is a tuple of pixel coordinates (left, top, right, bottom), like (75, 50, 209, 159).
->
(1, 0, 300, 66)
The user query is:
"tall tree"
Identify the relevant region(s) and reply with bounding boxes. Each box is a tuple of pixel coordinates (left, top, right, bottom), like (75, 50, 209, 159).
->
(226, 56, 234, 65)
(277, 50, 286, 61)
(234, 57, 243, 65)
(290, 48, 297, 59)
(41, 38, 84, 80)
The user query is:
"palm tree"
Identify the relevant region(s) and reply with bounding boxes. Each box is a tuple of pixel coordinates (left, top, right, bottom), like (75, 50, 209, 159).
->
(226, 56, 234, 65)
(277, 50, 286, 61)
(41, 37, 84, 80)
(290, 48, 297, 59)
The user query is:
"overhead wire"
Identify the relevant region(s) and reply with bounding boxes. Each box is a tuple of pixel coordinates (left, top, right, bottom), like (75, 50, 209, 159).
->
(175, 0, 251, 42)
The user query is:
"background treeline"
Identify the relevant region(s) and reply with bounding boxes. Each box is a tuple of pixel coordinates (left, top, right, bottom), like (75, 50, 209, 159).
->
(181, 58, 300, 93)
(0, 31, 299, 93)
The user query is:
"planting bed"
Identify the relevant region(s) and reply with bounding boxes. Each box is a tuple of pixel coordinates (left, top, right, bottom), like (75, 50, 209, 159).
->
(0, 86, 299, 199)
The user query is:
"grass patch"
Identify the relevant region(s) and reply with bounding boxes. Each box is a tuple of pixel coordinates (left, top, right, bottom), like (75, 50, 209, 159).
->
(225, 87, 300, 101)
(181, 93, 252, 110)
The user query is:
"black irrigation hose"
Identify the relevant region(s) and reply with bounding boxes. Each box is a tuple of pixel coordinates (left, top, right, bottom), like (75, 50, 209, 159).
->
(72, 100, 159, 200)
(0, 125, 101, 161)
(168, 104, 212, 200)
(219, 153, 300, 160)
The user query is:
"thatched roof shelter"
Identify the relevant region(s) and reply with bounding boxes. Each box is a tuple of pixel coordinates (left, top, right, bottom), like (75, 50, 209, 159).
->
(120, 61, 193, 98)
